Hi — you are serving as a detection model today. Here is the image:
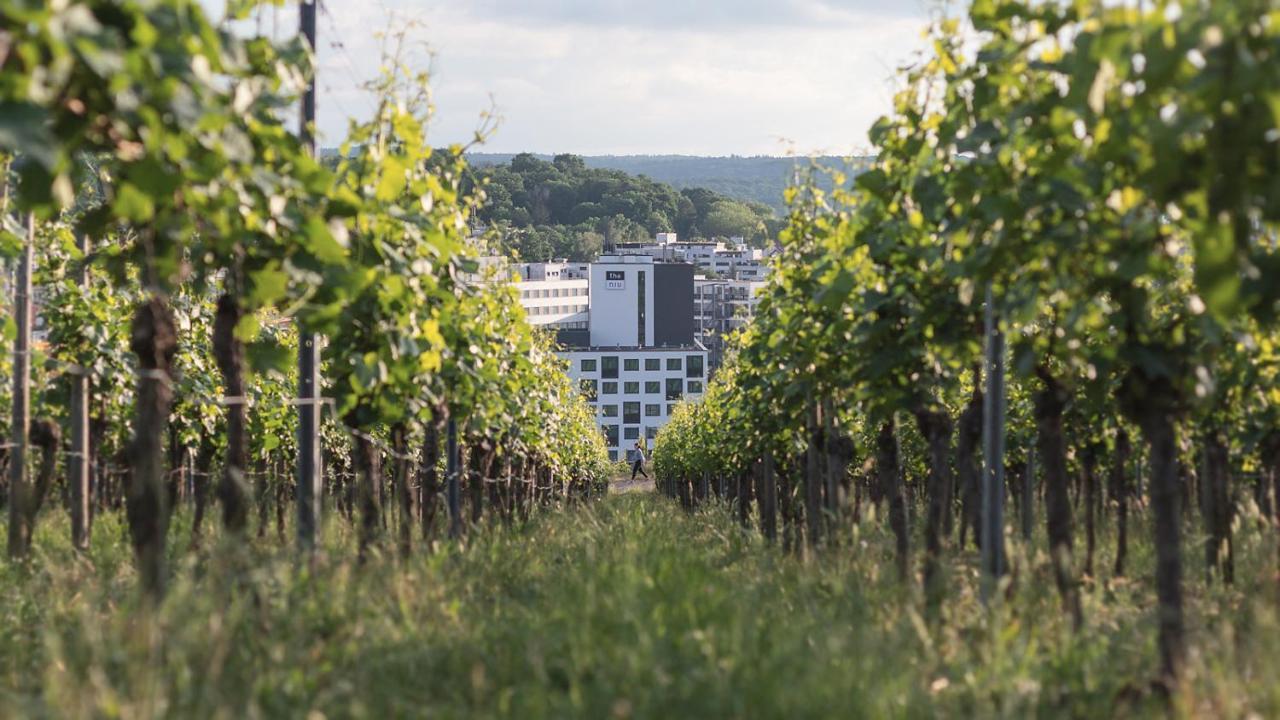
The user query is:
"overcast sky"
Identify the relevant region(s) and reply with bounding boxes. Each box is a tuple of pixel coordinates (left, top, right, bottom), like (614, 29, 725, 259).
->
(234, 0, 934, 155)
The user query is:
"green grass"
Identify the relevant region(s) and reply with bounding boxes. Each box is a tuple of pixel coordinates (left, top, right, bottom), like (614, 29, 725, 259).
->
(2, 492, 1280, 718)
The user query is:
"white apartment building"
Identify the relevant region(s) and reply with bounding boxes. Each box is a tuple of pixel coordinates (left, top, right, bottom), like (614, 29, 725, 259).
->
(513, 261, 590, 329)
(561, 347, 707, 459)
(553, 254, 707, 461)
(498, 253, 711, 460)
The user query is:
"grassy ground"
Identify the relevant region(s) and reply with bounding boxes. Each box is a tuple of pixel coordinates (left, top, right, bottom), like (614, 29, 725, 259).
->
(2, 490, 1280, 718)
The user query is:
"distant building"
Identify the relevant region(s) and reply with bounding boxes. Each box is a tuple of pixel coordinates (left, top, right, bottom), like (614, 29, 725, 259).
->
(552, 254, 707, 461)
(694, 277, 767, 372)
(514, 261, 590, 330)
(613, 232, 771, 281)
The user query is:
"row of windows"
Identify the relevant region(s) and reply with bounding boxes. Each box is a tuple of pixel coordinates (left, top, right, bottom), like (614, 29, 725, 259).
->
(580, 355, 704, 379)
(598, 402, 681, 422)
(579, 378, 704, 401)
(603, 424, 660, 448)
(527, 304, 586, 316)
(520, 286, 587, 299)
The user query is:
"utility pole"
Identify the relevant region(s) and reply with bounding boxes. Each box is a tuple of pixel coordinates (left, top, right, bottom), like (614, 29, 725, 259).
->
(296, 0, 323, 550)
(7, 213, 33, 558)
(981, 283, 1007, 599)
(70, 233, 91, 551)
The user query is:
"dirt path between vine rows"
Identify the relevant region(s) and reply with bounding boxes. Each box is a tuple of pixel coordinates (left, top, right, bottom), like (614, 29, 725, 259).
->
(610, 478, 654, 494)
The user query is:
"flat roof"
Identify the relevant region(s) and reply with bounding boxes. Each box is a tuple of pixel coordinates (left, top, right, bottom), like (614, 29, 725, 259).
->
(555, 344, 707, 353)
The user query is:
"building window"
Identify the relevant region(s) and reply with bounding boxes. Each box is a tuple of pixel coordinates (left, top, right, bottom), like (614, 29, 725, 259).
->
(604, 425, 619, 446)
(645, 381, 660, 394)
(602, 381, 618, 395)
(602, 356, 619, 379)
(688, 380, 704, 394)
(624, 426, 640, 440)
(609, 450, 618, 462)
(667, 404, 677, 416)
(666, 358, 682, 371)
(624, 381, 640, 394)
(624, 358, 639, 371)
(645, 403, 660, 417)
(580, 379, 597, 401)
(624, 402, 641, 424)
(645, 358, 660, 371)
(645, 426, 658, 439)
(581, 358, 597, 372)
(666, 378, 683, 401)
(686, 355, 704, 378)
(602, 404, 619, 418)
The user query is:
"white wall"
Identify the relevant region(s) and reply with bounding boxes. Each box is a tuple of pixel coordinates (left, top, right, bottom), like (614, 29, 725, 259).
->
(560, 347, 708, 461)
(517, 278, 590, 327)
(588, 257, 655, 347)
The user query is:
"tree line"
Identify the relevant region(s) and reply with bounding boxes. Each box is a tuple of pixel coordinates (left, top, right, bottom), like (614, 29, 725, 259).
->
(467, 153, 784, 261)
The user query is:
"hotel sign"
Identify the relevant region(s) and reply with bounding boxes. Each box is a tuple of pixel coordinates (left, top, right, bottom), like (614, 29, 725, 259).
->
(605, 270, 625, 290)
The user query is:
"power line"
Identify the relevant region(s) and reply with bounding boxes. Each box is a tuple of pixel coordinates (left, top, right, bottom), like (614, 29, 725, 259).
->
(317, 0, 378, 122)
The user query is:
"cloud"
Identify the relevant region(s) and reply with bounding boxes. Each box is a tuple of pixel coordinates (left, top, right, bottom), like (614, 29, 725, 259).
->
(221, 0, 932, 155)
(467, 0, 929, 29)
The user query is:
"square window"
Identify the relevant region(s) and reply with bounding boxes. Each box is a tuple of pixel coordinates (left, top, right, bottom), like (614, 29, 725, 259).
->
(645, 381, 661, 394)
(602, 381, 618, 394)
(666, 378, 683, 401)
(667, 404, 677, 416)
(581, 358, 597, 372)
(579, 379, 598, 401)
(602, 404, 619, 417)
(624, 427, 640, 440)
(688, 380, 704, 394)
(624, 381, 640, 394)
(686, 355, 704, 379)
(624, 402, 641, 424)
(604, 425, 619, 446)
(645, 358, 660, 371)
(624, 358, 639, 371)
(645, 426, 658, 439)
(602, 356, 619, 379)
(666, 358, 682, 371)
(645, 403, 661, 417)
(609, 450, 618, 462)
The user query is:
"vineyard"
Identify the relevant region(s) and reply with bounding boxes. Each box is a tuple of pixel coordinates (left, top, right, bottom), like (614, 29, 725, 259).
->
(652, 0, 1280, 713)
(2, 0, 1280, 717)
(0, 0, 610, 593)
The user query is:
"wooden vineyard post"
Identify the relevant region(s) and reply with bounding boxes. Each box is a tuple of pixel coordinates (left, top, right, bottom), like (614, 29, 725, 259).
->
(447, 418, 461, 539)
(6, 213, 33, 558)
(805, 401, 822, 549)
(761, 453, 778, 542)
(981, 284, 1007, 599)
(1022, 445, 1035, 542)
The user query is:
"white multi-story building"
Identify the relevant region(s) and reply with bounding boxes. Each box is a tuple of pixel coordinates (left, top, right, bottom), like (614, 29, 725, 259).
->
(515, 261, 590, 330)
(498, 253, 714, 460)
(561, 347, 707, 458)
(553, 254, 707, 461)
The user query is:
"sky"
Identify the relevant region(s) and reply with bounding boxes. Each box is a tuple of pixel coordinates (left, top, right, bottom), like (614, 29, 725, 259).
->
(231, 0, 935, 156)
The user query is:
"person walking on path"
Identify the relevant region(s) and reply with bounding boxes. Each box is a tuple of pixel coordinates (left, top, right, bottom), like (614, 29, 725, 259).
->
(631, 441, 649, 480)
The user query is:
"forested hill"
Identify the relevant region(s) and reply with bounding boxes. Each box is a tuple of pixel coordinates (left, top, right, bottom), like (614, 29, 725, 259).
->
(468, 153, 868, 213)
(463, 153, 786, 263)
